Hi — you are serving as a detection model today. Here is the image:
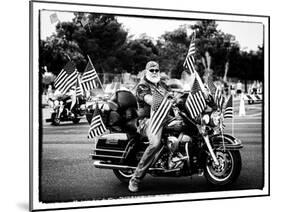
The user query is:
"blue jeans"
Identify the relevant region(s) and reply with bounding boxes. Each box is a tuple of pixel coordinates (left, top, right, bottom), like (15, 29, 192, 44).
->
(131, 119, 163, 180)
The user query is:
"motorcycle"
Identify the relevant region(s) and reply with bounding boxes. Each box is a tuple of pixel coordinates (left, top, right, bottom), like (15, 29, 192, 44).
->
(46, 96, 86, 125)
(90, 89, 243, 186)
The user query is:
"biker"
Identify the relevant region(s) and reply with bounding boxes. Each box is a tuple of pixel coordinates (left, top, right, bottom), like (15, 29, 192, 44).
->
(128, 61, 170, 192)
(53, 86, 76, 118)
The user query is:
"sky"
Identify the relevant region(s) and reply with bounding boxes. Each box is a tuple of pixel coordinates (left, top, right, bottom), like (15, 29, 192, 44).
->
(40, 10, 263, 52)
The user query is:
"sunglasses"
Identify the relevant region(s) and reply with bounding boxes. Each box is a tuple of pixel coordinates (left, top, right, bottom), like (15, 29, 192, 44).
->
(149, 68, 159, 73)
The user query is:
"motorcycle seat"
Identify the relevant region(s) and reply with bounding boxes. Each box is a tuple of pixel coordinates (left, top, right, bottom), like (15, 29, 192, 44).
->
(110, 90, 138, 111)
(124, 118, 138, 133)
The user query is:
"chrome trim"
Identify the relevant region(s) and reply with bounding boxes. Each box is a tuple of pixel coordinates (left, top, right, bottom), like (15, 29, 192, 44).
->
(93, 161, 168, 171)
(90, 154, 123, 159)
(93, 161, 135, 169)
(185, 142, 191, 169)
(211, 134, 243, 150)
(94, 148, 125, 153)
(203, 135, 219, 165)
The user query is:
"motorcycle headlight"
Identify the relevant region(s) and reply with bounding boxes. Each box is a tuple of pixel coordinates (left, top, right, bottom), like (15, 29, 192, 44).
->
(80, 104, 86, 110)
(202, 114, 210, 124)
(54, 100, 59, 107)
(210, 111, 221, 126)
(101, 103, 110, 111)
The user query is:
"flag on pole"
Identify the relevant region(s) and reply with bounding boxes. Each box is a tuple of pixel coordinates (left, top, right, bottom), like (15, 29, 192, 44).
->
(185, 78, 207, 119)
(223, 95, 233, 119)
(183, 33, 196, 74)
(75, 76, 84, 97)
(81, 16, 89, 27)
(54, 61, 78, 94)
(81, 60, 99, 92)
(88, 104, 107, 138)
(206, 76, 224, 110)
(149, 90, 173, 135)
(215, 89, 225, 110)
(223, 62, 229, 82)
(50, 13, 59, 24)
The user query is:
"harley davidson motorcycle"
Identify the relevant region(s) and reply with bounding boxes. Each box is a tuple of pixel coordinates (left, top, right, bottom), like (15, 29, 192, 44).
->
(46, 96, 86, 125)
(90, 89, 243, 186)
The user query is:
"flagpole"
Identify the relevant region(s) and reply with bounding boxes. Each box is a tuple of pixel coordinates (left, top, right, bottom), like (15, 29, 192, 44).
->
(87, 23, 91, 32)
(232, 95, 234, 136)
(87, 55, 105, 92)
(220, 122, 226, 152)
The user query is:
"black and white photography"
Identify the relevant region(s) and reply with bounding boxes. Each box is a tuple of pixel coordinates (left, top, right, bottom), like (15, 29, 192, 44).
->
(30, 1, 269, 211)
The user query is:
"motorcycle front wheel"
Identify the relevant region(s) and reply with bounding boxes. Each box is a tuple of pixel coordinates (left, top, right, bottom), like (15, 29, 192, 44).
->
(113, 169, 134, 184)
(72, 118, 80, 124)
(86, 113, 93, 125)
(204, 150, 241, 186)
(51, 113, 60, 126)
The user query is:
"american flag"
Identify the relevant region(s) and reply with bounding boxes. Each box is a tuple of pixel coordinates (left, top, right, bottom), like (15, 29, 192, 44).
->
(54, 61, 78, 95)
(207, 76, 224, 110)
(149, 90, 173, 135)
(88, 104, 107, 138)
(185, 78, 207, 119)
(75, 77, 84, 97)
(81, 60, 99, 92)
(183, 34, 196, 74)
(50, 13, 59, 24)
(223, 95, 233, 119)
(215, 89, 225, 110)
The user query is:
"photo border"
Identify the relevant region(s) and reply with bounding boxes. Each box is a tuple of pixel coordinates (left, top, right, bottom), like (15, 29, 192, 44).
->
(30, 0, 270, 211)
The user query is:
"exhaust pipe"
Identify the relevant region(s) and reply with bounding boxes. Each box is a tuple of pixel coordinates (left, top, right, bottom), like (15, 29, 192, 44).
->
(93, 161, 136, 170)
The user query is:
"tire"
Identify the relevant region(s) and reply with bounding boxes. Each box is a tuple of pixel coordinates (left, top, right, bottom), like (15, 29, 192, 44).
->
(203, 150, 242, 186)
(86, 113, 93, 125)
(52, 117, 60, 126)
(113, 169, 134, 184)
(51, 113, 60, 126)
(72, 118, 80, 124)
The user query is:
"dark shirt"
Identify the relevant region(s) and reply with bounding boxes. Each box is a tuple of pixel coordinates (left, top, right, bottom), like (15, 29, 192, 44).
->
(136, 76, 169, 119)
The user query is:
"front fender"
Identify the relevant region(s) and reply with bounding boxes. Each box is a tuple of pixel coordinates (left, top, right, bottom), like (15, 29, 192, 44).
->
(210, 134, 243, 150)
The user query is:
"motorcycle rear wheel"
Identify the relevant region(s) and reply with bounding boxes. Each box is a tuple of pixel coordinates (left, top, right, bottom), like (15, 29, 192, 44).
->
(113, 169, 134, 184)
(204, 150, 241, 186)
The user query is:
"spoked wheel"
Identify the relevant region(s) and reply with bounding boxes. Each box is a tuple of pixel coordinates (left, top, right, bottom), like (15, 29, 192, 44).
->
(51, 113, 60, 126)
(72, 117, 80, 124)
(86, 113, 93, 125)
(53, 118, 60, 126)
(113, 169, 134, 184)
(204, 150, 241, 186)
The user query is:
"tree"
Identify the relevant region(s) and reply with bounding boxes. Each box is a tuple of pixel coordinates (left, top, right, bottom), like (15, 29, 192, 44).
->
(39, 35, 85, 75)
(69, 13, 129, 74)
(40, 15, 264, 82)
(120, 34, 159, 74)
(155, 21, 241, 79)
(40, 13, 130, 76)
(156, 25, 190, 78)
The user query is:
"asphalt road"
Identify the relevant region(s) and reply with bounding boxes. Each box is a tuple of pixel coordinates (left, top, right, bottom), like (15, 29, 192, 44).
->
(40, 101, 265, 203)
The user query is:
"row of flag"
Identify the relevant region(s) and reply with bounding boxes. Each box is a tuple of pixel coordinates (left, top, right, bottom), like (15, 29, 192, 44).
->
(87, 32, 233, 139)
(54, 58, 100, 97)
(86, 89, 233, 139)
(183, 32, 233, 120)
(53, 58, 106, 139)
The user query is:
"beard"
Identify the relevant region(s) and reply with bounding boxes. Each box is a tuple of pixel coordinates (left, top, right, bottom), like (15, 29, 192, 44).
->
(146, 72, 160, 84)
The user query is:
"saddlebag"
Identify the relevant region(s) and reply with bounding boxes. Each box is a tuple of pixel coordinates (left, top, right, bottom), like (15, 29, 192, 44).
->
(90, 133, 135, 164)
